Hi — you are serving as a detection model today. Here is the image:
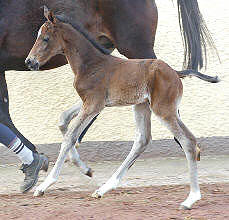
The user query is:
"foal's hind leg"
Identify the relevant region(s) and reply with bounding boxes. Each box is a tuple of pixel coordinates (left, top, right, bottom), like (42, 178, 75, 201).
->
(157, 112, 201, 209)
(59, 101, 92, 176)
(92, 102, 151, 198)
(34, 107, 100, 197)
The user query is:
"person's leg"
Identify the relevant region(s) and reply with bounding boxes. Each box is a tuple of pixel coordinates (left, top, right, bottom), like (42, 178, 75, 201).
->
(0, 72, 37, 152)
(0, 123, 34, 164)
(0, 123, 48, 193)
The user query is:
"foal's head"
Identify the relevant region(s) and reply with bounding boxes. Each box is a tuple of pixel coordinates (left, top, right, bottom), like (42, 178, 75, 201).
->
(25, 6, 65, 70)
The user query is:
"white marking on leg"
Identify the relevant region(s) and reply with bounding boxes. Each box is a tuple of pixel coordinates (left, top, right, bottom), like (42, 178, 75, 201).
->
(180, 190, 201, 209)
(34, 110, 99, 196)
(68, 146, 91, 175)
(58, 101, 90, 175)
(92, 175, 120, 198)
(34, 141, 70, 196)
(92, 102, 151, 198)
(162, 116, 201, 209)
(59, 101, 82, 135)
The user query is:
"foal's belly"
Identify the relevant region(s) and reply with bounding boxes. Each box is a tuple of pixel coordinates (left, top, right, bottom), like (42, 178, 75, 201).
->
(105, 86, 148, 107)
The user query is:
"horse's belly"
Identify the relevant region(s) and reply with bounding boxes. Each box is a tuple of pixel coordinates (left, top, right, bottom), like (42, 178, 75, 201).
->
(105, 87, 148, 107)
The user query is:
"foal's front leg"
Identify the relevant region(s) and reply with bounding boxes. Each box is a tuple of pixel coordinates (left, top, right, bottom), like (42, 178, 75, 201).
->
(92, 102, 152, 198)
(34, 108, 99, 197)
(59, 100, 92, 177)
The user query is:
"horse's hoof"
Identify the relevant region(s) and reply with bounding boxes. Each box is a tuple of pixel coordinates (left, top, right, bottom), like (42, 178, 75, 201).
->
(85, 168, 93, 178)
(33, 190, 44, 197)
(92, 190, 102, 199)
(179, 204, 191, 210)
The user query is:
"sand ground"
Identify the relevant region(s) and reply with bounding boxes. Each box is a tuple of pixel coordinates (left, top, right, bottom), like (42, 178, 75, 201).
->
(0, 0, 229, 219)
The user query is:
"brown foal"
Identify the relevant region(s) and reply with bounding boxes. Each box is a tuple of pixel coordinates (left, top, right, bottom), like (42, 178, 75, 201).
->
(26, 8, 218, 209)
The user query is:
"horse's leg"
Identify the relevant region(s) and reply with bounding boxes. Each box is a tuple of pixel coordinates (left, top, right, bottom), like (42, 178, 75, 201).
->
(59, 100, 93, 177)
(92, 102, 151, 198)
(0, 72, 37, 153)
(154, 111, 201, 209)
(112, 1, 180, 150)
(58, 101, 82, 135)
(34, 107, 101, 196)
(113, 0, 158, 59)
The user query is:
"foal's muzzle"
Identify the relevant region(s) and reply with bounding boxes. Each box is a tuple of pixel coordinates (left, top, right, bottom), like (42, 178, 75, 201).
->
(25, 58, 40, 71)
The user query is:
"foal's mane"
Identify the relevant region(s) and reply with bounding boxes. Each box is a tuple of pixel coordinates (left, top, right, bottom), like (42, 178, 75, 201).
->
(55, 15, 112, 55)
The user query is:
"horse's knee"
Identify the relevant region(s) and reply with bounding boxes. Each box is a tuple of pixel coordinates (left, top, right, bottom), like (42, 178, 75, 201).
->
(58, 111, 69, 133)
(134, 135, 151, 155)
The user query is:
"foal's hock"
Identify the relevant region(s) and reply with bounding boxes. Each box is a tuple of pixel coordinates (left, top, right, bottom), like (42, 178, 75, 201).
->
(26, 8, 219, 210)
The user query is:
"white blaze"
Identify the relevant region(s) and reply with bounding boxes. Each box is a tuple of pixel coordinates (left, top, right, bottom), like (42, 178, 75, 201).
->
(37, 27, 42, 39)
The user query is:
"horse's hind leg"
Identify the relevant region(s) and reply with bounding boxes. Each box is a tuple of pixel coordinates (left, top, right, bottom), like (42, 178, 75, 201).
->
(59, 100, 92, 177)
(92, 102, 151, 198)
(114, 0, 158, 59)
(156, 111, 201, 209)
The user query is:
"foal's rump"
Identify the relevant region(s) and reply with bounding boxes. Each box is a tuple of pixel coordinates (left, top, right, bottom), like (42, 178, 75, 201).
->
(147, 60, 183, 113)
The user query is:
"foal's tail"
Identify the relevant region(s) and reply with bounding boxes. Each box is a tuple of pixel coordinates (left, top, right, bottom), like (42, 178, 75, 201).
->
(176, 70, 220, 83)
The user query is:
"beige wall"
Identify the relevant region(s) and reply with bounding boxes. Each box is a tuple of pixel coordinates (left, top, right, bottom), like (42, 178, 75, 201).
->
(5, 0, 229, 145)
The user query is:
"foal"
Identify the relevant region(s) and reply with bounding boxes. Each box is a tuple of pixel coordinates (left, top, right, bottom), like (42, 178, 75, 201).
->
(26, 9, 218, 209)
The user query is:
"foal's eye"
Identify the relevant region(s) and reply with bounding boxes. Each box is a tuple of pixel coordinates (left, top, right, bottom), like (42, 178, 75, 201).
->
(43, 37, 49, 42)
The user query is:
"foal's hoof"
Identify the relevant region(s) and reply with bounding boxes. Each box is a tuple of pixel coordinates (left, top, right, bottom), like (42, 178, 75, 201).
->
(85, 168, 93, 178)
(179, 204, 191, 210)
(33, 190, 44, 197)
(92, 190, 102, 199)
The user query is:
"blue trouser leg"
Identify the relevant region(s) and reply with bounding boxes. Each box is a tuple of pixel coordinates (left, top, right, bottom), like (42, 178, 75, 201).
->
(0, 72, 37, 152)
(0, 122, 17, 146)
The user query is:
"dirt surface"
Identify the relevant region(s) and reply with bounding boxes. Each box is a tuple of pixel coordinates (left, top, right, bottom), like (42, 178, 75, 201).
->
(0, 0, 228, 219)
(0, 156, 229, 219)
(0, 183, 229, 220)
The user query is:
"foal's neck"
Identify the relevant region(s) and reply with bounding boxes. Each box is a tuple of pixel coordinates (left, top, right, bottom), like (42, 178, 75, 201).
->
(61, 26, 109, 75)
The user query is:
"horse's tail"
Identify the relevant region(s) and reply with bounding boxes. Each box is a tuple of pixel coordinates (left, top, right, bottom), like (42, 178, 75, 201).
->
(176, 0, 218, 70)
(176, 70, 220, 83)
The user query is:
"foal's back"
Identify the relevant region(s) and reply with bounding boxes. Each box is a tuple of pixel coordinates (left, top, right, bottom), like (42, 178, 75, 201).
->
(104, 57, 182, 108)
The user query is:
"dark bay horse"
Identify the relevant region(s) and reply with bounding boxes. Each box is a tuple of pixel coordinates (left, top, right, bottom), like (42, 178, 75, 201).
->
(25, 8, 211, 209)
(0, 0, 216, 173)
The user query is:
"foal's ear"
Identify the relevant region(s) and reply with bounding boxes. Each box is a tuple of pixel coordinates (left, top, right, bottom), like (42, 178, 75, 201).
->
(44, 5, 56, 24)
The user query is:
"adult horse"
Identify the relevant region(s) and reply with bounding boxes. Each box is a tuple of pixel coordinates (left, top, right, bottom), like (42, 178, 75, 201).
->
(0, 0, 216, 174)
